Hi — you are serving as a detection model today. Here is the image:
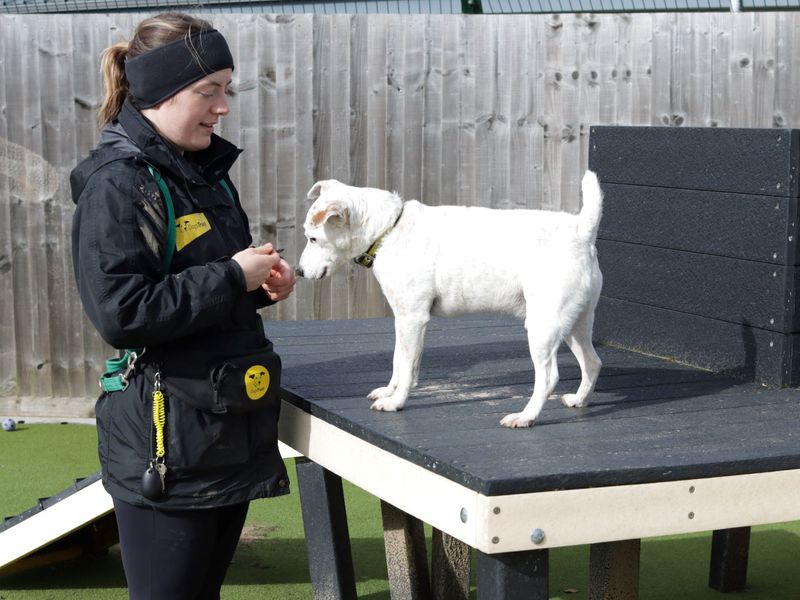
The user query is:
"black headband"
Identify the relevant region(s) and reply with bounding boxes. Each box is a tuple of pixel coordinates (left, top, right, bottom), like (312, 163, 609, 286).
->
(125, 29, 234, 109)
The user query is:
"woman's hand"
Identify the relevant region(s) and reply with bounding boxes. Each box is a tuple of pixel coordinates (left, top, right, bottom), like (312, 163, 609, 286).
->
(233, 244, 281, 291)
(263, 257, 296, 302)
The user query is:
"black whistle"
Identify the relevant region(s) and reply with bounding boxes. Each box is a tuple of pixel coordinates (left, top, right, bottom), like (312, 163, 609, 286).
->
(141, 466, 164, 500)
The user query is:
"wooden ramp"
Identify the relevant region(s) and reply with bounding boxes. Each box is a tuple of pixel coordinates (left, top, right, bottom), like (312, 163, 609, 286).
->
(0, 472, 116, 574)
(0, 442, 301, 574)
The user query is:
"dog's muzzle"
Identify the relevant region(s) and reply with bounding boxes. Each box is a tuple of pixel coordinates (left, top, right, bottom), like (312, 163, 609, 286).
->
(295, 266, 327, 280)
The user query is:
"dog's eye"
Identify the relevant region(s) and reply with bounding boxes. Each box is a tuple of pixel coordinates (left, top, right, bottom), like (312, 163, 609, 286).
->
(309, 237, 317, 244)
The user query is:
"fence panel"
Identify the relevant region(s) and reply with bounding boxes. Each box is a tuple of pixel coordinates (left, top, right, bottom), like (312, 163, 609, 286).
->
(1, 13, 799, 412)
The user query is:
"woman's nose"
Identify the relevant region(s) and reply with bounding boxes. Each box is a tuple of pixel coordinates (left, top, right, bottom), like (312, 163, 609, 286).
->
(214, 98, 229, 116)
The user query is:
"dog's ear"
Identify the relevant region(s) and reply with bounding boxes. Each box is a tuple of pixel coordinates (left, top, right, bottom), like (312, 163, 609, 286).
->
(307, 179, 340, 201)
(310, 201, 349, 227)
(307, 181, 324, 201)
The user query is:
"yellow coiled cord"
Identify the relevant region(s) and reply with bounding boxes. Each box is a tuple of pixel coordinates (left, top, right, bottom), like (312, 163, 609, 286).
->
(152, 389, 166, 459)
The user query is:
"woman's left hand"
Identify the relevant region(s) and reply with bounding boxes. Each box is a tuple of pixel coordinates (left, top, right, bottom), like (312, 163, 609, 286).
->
(263, 258, 296, 302)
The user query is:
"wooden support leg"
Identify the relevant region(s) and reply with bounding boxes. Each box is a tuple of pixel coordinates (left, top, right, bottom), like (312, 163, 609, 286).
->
(380, 500, 431, 600)
(589, 539, 641, 600)
(476, 549, 549, 600)
(295, 458, 357, 600)
(431, 528, 471, 600)
(709, 527, 751, 592)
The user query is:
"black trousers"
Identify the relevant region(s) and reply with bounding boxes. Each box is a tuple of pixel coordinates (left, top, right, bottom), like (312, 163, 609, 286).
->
(113, 498, 250, 600)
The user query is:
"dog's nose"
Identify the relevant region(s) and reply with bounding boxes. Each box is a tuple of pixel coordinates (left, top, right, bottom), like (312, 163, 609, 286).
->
(295, 266, 304, 278)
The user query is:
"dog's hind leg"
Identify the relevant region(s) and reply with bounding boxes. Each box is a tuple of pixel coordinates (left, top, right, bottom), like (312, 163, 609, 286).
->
(369, 313, 430, 412)
(500, 319, 562, 428)
(555, 304, 602, 409)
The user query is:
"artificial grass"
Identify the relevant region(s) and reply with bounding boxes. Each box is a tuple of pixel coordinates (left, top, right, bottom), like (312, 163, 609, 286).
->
(1, 423, 799, 599)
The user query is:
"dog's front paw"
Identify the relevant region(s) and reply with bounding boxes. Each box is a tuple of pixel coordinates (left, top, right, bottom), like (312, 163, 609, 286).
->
(368, 386, 395, 401)
(500, 413, 535, 428)
(370, 397, 405, 412)
(556, 393, 588, 408)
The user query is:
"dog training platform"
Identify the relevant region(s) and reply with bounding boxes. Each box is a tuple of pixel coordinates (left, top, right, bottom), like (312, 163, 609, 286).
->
(272, 315, 800, 599)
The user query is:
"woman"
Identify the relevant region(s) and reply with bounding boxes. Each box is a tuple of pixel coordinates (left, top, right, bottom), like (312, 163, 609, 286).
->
(70, 13, 295, 599)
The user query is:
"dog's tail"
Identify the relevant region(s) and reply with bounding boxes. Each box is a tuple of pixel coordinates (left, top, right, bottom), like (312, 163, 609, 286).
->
(576, 170, 603, 244)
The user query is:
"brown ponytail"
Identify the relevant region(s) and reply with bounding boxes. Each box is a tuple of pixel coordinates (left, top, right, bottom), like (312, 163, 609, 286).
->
(96, 12, 214, 127)
(97, 42, 129, 127)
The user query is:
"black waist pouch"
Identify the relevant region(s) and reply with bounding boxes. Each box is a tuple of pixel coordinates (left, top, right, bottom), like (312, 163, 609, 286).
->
(150, 344, 282, 415)
(211, 348, 282, 414)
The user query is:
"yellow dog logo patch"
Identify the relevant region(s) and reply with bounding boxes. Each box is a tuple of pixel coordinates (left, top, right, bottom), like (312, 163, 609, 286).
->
(245, 365, 270, 400)
(175, 213, 211, 251)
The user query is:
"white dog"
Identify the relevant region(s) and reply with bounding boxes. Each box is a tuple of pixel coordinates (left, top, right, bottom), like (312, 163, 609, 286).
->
(297, 171, 604, 428)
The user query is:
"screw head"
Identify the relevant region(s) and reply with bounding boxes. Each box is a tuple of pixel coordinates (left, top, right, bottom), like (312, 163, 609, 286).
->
(531, 528, 546, 545)
(460, 507, 468, 523)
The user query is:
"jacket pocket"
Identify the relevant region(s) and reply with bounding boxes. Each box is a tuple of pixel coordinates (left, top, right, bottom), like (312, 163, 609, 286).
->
(166, 401, 250, 471)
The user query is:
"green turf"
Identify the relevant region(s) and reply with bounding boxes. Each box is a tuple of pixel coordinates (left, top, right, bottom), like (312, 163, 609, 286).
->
(1, 423, 799, 599)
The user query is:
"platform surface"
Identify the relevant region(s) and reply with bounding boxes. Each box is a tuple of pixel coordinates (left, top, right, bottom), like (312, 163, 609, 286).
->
(270, 315, 800, 497)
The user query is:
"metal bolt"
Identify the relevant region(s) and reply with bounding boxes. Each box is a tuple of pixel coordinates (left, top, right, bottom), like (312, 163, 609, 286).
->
(493, 507, 501, 515)
(530, 528, 546, 545)
(460, 507, 468, 523)
(688, 512, 695, 520)
(491, 536, 500, 544)
(689, 486, 695, 494)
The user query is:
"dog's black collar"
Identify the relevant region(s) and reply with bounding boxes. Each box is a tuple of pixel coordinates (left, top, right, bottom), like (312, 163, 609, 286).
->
(353, 206, 404, 269)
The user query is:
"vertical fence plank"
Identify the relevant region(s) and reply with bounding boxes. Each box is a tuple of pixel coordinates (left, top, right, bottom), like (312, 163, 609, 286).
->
(530, 16, 546, 211)
(440, 14, 460, 207)
(362, 15, 389, 318)
(473, 17, 495, 211)
(0, 17, 18, 399)
(329, 15, 354, 321)
(309, 15, 334, 320)
(752, 12, 777, 129)
(457, 15, 477, 208)
(274, 15, 301, 322)
(709, 13, 732, 127)
(7, 17, 51, 398)
(422, 14, 444, 207)
(630, 13, 653, 126)
(651, 13, 673, 127)
(508, 16, 533, 211)
(730, 12, 754, 127)
(541, 14, 564, 211)
(347, 14, 378, 319)
(43, 17, 80, 398)
(230, 16, 263, 251)
(292, 14, 316, 322)
(402, 15, 425, 204)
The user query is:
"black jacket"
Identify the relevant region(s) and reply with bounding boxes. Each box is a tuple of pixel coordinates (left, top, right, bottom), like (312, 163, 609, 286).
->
(71, 99, 289, 508)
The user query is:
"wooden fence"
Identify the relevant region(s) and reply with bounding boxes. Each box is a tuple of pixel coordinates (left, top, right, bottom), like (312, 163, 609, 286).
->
(1, 12, 799, 413)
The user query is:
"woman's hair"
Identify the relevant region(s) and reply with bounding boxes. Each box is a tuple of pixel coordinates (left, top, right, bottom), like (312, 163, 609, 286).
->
(97, 12, 213, 127)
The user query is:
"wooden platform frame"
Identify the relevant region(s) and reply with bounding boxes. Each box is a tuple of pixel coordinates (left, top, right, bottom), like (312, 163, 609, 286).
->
(281, 402, 800, 554)
(279, 399, 800, 598)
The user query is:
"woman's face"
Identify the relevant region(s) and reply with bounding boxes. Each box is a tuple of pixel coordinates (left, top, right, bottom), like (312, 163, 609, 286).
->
(141, 68, 232, 153)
